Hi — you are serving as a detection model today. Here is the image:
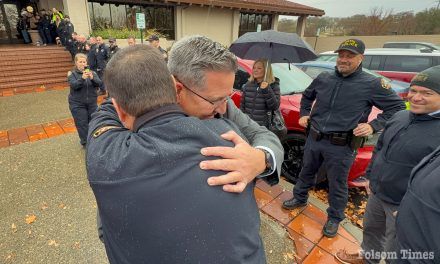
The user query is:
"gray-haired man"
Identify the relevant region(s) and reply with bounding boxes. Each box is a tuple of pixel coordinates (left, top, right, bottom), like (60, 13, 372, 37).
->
(168, 35, 283, 192)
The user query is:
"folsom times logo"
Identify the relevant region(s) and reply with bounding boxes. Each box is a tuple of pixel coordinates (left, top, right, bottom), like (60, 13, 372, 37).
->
(362, 250, 435, 260)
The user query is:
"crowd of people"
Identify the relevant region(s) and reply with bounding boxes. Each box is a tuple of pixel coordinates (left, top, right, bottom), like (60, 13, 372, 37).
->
(64, 32, 440, 263)
(17, 7, 72, 47)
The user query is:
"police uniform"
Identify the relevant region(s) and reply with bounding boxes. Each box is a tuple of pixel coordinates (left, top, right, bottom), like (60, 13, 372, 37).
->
(87, 100, 266, 263)
(283, 39, 406, 235)
(67, 69, 102, 146)
(96, 43, 109, 92)
(87, 43, 98, 71)
(108, 38, 120, 60)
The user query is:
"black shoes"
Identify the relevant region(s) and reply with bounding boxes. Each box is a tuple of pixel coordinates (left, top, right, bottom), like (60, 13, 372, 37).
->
(323, 219, 339, 238)
(282, 198, 307, 210)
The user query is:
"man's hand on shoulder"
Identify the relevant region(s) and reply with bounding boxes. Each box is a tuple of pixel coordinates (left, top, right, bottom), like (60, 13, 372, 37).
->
(200, 130, 266, 193)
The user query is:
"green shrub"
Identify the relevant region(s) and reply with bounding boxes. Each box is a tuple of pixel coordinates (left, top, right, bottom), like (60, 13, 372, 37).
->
(90, 28, 168, 40)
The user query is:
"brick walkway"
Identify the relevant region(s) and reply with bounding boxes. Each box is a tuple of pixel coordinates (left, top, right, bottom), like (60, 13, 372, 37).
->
(0, 90, 360, 263)
(255, 180, 360, 263)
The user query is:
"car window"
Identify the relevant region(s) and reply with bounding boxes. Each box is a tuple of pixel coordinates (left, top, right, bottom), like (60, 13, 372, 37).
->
(362, 56, 372, 68)
(298, 65, 333, 79)
(383, 56, 432, 72)
(362, 68, 391, 82)
(316, 55, 336, 62)
(368, 55, 381, 70)
(272, 63, 312, 95)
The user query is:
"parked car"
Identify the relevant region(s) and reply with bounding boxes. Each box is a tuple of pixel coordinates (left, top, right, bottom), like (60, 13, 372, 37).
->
(383, 41, 440, 51)
(294, 61, 410, 98)
(233, 58, 378, 187)
(317, 48, 440, 83)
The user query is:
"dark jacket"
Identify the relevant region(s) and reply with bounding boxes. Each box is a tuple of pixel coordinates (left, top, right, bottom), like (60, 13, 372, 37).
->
(301, 66, 406, 133)
(67, 69, 102, 103)
(108, 45, 120, 60)
(62, 21, 74, 38)
(367, 110, 440, 205)
(395, 145, 440, 263)
(75, 41, 86, 55)
(87, 44, 98, 71)
(96, 43, 109, 71)
(240, 78, 281, 126)
(86, 101, 266, 264)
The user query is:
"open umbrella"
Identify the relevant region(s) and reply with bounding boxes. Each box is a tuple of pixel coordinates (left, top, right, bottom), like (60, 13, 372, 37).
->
(229, 30, 317, 64)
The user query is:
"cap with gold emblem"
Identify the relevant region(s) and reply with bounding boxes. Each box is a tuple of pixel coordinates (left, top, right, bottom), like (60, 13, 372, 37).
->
(410, 65, 440, 94)
(335, 38, 365, 55)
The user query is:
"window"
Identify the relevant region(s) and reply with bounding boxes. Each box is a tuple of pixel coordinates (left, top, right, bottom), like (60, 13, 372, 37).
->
(368, 55, 382, 70)
(88, 1, 175, 39)
(362, 56, 372, 68)
(239, 13, 272, 36)
(383, 56, 433, 72)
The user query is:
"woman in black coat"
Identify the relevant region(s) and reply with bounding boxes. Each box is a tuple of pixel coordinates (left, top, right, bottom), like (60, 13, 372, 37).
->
(67, 53, 102, 147)
(240, 59, 281, 127)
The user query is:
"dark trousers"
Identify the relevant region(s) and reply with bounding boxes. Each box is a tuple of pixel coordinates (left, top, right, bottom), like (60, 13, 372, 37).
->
(97, 70, 105, 92)
(293, 135, 355, 222)
(69, 99, 97, 145)
(362, 193, 399, 264)
(38, 28, 51, 44)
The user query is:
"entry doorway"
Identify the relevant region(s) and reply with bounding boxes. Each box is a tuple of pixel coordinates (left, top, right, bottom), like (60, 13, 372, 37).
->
(0, 0, 38, 44)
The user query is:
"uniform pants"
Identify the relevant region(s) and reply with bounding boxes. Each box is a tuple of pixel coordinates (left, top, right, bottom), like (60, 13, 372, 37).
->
(69, 99, 97, 145)
(97, 70, 105, 92)
(361, 192, 399, 264)
(293, 135, 355, 222)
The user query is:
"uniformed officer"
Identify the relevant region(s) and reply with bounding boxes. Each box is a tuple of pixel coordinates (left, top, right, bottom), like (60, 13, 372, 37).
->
(108, 37, 120, 60)
(74, 35, 87, 55)
(87, 45, 266, 263)
(148, 34, 167, 62)
(61, 16, 74, 47)
(335, 66, 440, 263)
(126, 36, 136, 46)
(86, 36, 97, 71)
(282, 38, 406, 237)
(95, 36, 109, 94)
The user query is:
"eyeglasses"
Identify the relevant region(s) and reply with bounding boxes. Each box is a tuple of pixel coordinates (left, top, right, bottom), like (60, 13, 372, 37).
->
(174, 77, 229, 107)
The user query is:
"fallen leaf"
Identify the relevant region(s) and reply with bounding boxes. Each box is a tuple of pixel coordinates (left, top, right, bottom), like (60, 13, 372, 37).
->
(72, 241, 80, 249)
(286, 252, 294, 259)
(58, 203, 67, 209)
(25, 214, 36, 224)
(11, 223, 17, 233)
(48, 239, 59, 247)
(41, 203, 48, 210)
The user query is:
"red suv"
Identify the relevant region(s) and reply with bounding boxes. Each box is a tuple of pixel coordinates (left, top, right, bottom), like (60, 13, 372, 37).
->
(233, 58, 378, 187)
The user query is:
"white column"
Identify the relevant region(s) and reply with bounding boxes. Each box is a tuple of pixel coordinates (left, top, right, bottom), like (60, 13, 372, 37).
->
(62, 0, 91, 36)
(272, 14, 279, 30)
(231, 10, 240, 42)
(296, 15, 307, 37)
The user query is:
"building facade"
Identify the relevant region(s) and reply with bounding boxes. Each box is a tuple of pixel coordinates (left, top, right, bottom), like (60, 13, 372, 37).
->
(0, 0, 324, 45)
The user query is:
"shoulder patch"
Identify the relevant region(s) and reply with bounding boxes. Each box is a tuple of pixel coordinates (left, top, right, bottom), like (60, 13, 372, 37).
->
(92, 125, 121, 138)
(380, 78, 391, 90)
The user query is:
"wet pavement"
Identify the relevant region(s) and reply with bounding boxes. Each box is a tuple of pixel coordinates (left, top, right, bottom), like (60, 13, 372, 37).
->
(0, 89, 364, 263)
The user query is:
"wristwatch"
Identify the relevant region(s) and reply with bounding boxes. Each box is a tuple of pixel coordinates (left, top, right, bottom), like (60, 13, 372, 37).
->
(261, 149, 274, 174)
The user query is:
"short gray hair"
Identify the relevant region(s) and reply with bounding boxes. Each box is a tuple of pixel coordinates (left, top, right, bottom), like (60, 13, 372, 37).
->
(168, 35, 237, 91)
(104, 45, 176, 117)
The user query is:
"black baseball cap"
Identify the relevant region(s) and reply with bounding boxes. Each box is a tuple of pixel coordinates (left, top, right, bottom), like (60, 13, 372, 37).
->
(147, 35, 159, 41)
(335, 38, 365, 55)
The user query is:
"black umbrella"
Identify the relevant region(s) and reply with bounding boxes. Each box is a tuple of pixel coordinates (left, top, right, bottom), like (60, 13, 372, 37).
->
(229, 30, 317, 63)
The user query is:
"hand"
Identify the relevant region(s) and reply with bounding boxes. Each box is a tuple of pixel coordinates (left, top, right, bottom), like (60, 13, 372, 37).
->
(82, 72, 88, 79)
(299, 116, 310, 128)
(260, 82, 268, 89)
(88, 72, 94, 80)
(353, 123, 373, 137)
(200, 130, 266, 193)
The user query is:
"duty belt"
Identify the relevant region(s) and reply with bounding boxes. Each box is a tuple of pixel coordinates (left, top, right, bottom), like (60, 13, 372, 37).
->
(309, 125, 350, 146)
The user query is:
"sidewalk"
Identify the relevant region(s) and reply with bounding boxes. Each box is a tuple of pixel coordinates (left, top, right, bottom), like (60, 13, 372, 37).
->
(0, 90, 363, 263)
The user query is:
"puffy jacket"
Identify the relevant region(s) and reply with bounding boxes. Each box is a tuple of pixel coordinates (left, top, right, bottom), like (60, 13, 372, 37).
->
(67, 69, 102, 102)
(301, 66, 406, 133)
(87, 101, 266, 264)
(240, 78, 280, 126)
(367, 110, 440, 205)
